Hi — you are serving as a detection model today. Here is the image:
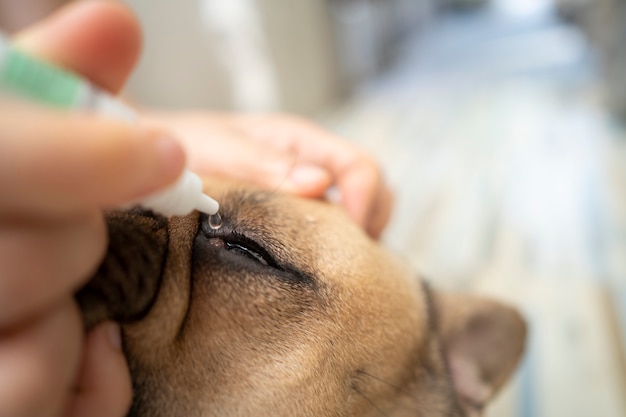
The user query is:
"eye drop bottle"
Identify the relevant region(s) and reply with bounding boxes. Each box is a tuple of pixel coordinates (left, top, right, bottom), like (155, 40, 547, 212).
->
(0, 33, 219, 216)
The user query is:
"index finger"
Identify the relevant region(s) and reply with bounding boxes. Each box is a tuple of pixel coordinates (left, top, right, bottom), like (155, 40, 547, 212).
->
(0, 104, 185, 216)
(236, 114, 393, 237)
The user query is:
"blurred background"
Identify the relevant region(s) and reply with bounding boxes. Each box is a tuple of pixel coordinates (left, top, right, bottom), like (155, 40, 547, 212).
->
(2, 0, 626, 415)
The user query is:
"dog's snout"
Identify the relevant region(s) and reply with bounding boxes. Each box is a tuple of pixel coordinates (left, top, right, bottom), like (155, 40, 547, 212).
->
(76, 210, 169, 330)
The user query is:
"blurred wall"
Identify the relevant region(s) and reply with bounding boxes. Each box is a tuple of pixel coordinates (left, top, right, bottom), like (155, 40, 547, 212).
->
(122, 0, 241, 111)
(253, 0, 343, 114)
(123, 0, 435, 116)
(123, 0, 342, 114)
(330, 0, 436, 89)
(556, 0, 626, 120)
(0, 0, 66, 33)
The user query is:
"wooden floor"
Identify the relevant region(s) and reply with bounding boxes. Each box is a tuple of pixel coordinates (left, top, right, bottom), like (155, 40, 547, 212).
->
(323, 2, 626, 416)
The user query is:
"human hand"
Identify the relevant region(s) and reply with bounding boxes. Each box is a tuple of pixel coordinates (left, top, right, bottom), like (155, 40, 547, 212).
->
(0, 2, 184, 416)
(144, 112, 393, 239)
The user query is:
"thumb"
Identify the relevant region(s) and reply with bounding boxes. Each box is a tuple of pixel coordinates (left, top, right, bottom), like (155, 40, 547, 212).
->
(12, 0, 141, 93)
(67, 322, 132, 417)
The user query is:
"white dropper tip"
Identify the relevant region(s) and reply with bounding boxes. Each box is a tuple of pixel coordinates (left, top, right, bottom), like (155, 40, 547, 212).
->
(137, 171, 219, 217)
(197, 193, 220, 215)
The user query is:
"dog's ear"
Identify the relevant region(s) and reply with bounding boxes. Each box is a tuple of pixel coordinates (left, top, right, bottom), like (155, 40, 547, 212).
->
(433, 291, 527, 416)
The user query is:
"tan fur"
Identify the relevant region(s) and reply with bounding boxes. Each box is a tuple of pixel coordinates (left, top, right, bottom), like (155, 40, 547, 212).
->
(78, 179, 526, 417)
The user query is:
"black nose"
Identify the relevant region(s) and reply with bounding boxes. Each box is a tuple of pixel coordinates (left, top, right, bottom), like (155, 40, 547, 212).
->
(76, 209, 168, 330)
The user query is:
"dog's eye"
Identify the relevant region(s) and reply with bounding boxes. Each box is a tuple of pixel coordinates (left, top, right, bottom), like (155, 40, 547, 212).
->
(198, 214, 281, 269)
(214, 233, 281, 269)
(197, 216, 315, 286)
(225, 241, 269, 266)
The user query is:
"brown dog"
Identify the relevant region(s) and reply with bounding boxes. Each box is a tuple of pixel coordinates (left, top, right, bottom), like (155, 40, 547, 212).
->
(77, 180, 526, 417)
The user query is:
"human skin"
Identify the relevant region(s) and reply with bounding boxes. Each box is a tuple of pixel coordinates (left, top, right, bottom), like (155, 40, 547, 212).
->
(0, 2, 182, 416)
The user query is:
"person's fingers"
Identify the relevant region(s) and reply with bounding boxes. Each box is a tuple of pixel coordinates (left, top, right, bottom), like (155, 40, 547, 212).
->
(0, 210, 105, 326)
(147, 113, 333, 196)
(145, 111, 392, 237)
(67, 322, 132, 417)
(12, 0, 141, 93)
(336, 159, 393, 239)
(0, 105, 185, 216)
(365, 184, 394, 239)
(235, 114, 393, 236)
(197, 137, 332, 196)
(0, 299, 82, 417)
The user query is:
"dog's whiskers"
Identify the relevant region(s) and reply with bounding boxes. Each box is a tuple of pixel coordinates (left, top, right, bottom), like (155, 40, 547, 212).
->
(358, 370, 404, 392)
(357, 370, 429, 416)
(353, 387, 392, 417)
(357, 370, 422, 401)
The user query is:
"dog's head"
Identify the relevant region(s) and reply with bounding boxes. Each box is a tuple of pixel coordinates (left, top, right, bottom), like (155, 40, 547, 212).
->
(78, 180, 526, 417)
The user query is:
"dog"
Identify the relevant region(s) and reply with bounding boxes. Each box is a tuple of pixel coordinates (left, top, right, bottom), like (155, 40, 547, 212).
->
(77, 179, 526, 417)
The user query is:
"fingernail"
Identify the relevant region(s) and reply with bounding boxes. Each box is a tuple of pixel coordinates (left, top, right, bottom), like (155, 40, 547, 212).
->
(106, 322, 122, 351)
(325, 186, 343, 204)
(288, 165, 329, 187)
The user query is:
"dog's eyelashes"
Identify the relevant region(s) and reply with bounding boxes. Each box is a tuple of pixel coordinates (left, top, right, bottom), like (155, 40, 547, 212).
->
(225, 241, 269, 266)
(198, 214, 282, 270)
(210, 233, 281, 270)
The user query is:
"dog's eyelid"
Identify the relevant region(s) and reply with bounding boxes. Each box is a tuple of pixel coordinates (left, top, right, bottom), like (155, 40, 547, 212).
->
(197, 213, 314, 283)
(215, 232, 282, 270)
(225, 241, 271, 267)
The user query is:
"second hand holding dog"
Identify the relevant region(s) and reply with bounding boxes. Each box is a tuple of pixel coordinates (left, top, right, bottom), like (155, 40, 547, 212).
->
(143, 111, 394, 239)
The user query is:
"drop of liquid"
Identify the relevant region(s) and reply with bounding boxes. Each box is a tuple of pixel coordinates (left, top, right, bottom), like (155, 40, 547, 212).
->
(208, 212, 223, 230)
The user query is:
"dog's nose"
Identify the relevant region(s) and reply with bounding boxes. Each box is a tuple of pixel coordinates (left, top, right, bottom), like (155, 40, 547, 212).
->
(76, 210, 169, 330)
